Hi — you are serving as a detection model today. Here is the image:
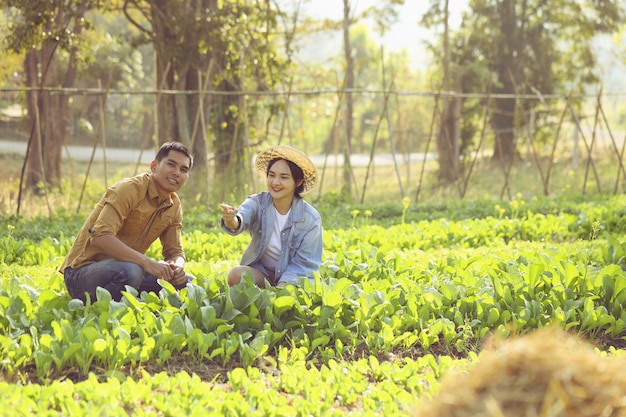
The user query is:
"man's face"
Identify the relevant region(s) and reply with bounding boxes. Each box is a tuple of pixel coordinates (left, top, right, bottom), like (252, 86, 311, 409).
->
(150, 150, 191, 195)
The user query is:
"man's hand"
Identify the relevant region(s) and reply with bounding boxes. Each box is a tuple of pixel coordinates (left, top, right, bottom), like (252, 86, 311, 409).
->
(91, 234, 187, 285)
(166, 261, 187, 285)
(145, 260, 175, 281)
(161, 258, 187, 285)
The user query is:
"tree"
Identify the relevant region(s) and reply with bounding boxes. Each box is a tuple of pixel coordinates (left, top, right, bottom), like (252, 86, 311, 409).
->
(341, 0, 355, 197)
(422, 0, 460, 184)
(0, 13, 22, 87)
(70, 11, 152, 150)
(313, 0, 404, 199)
(2, 0, 101, 194)
(204, 1, 287, 200)
(460, 0, 625, 163)
(123, 0, 206, 166)
(121, 0, 288, 200)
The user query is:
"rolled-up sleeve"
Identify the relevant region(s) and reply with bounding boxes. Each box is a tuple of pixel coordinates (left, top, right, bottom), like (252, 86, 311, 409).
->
(87, 190, 129, 240)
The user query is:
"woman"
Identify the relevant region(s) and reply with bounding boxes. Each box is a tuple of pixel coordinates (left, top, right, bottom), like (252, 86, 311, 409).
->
(220, 146, 323, 287)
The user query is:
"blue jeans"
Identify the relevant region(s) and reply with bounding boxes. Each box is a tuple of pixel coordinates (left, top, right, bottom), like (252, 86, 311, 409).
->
(63, 259, 193, 302)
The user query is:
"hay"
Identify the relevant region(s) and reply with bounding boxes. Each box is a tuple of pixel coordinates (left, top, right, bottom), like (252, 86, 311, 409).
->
(416, 327, 626, 417)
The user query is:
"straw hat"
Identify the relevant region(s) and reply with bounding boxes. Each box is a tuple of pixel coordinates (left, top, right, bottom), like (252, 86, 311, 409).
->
(255, 146, 317, 194)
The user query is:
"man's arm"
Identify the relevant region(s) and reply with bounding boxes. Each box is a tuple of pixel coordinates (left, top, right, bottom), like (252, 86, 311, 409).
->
(91, 234, 176, 281)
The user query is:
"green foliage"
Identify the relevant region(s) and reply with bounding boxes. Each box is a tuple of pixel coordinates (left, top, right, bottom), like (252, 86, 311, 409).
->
(2, 195, 626, 414)
(1, 0, 102, 54)
(422, 0, 626, 162)
(0, 211, 82, 241)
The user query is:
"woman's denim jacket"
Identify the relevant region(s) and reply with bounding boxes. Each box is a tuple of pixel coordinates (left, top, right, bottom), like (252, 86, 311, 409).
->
(221, 191, 323, 284)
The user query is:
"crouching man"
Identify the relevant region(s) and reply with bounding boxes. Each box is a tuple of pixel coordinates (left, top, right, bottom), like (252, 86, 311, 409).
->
(59, 141, 195, 302)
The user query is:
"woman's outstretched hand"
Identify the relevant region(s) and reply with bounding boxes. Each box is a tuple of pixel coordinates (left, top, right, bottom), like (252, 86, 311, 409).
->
(220, 203, 239, 230)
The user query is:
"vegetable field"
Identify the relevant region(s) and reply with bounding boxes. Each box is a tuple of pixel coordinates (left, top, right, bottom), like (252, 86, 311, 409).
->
(2, 195, 626, 416)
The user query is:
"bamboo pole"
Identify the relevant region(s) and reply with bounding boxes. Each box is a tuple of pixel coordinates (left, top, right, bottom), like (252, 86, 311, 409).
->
(76, 71, 113, 214)
(459, 94, 490, 199)
(34, 91, 53, 217)
(414, 94, 439, 202)
(567, 97, 602, 195)
(384, 62, 405, 198)
(540, 101, 569, 195)
(316, 71, 348, 201)
(595, 96, 626, 193)
(360, 48, 399, 203)
(134, 62, 171, 175)
(97, 79, 109, 188)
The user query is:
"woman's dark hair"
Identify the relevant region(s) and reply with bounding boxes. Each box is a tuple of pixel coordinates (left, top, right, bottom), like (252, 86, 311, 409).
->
(155, 141, 194, 169)
(267, 158, 305, 198)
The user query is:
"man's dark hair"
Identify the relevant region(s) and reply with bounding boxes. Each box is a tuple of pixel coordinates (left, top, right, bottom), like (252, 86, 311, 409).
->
(267, 158, 305, 198)
(155, 142, 194, 169)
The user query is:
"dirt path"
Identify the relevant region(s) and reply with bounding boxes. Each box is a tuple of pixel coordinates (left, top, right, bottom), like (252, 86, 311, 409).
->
(0, 140, 436, 167)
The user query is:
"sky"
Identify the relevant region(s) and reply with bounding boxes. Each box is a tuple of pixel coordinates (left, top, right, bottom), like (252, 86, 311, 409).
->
(295, 0, 470, 70)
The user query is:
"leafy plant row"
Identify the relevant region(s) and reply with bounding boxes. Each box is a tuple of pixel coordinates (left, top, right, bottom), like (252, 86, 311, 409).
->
(2, 193, 626, 241)
(2, 206, 622, 267)
(1, 354, 458, 417)
(2, 224, 626, 384)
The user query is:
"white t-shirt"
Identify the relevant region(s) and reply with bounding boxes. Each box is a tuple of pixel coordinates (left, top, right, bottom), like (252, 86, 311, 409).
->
(261, 206, 290, 270)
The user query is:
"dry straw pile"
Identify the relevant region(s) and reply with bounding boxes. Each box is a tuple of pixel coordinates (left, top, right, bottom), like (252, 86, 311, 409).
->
(416, 327, 626, 417)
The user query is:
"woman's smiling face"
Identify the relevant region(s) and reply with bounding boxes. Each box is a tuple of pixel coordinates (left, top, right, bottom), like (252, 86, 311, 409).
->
(266, 159, 301, 201)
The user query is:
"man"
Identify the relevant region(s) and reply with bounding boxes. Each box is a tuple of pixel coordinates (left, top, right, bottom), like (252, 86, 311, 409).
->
(60, 141, 194, 302)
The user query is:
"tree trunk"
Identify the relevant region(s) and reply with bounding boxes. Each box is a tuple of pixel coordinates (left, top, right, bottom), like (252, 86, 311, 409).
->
(23, 6, 85, 192)
(437, 105, 459, 183)
(185, 68, 208, 168)
(491, 94, 517, 163)
(211, 77, 243, 201)
(141, 0, 279, 201)
(491, 0, 519, 164)
(41, 41, 62, 188)
(151, 0, 178, 147)
(342, 0, 354, 197)
(151, 0, 210, 176)
(436, 0, 459, 184)
(24, 50, 44, 192)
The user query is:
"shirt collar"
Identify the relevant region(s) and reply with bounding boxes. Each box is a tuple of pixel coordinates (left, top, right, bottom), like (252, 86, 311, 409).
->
(147, 173, 174, 207)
